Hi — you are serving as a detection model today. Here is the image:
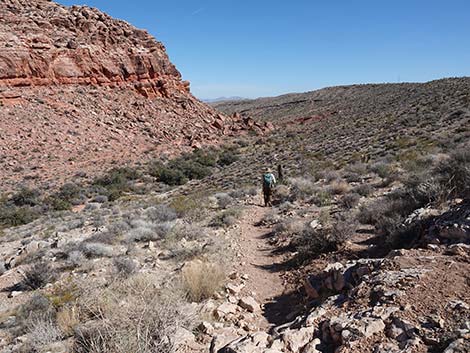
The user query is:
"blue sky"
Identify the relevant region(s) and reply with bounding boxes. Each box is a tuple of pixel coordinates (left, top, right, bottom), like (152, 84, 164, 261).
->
(57, 0, 470, 99)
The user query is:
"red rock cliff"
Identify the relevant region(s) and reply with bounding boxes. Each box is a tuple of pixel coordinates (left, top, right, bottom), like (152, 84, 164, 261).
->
(0, 0, 271, 189)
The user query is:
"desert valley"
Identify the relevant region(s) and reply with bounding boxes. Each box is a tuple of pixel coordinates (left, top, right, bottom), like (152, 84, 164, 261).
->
(0, 1, 469, 353)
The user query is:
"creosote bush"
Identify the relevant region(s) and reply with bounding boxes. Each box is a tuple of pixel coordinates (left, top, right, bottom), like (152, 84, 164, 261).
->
(211, 208, 242, 228)
(293, 222, 348, 263)
(22, 262, 58, 290)
(339, 192, 361, 209)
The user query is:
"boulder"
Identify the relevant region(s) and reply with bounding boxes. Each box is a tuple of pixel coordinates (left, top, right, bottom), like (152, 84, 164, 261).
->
(282, 327, 314, 352)
(238, 297, 260, 313)
(215, 303, 238, 320)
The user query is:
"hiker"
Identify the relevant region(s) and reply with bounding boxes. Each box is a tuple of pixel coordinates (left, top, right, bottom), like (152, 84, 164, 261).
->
(262, 168, 276, 206)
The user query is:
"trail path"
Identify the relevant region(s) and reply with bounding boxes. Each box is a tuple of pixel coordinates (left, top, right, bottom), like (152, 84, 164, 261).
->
(234, 197, 287, 329)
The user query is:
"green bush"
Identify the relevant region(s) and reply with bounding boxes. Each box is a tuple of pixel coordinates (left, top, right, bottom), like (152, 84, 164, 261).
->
(11, 188, 41, 207)
(0, 205, 41, 227)
(158, 167, 188, 186)
(93, 167, 140, 201)
(218, 150, 239, 166)
(434, 149, 470, 199)
(169, 159, 211, 180)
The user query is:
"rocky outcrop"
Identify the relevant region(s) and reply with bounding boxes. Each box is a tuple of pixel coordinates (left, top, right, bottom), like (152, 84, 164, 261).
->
(0, 1, 273, 189)
(0, 0, 185, 98)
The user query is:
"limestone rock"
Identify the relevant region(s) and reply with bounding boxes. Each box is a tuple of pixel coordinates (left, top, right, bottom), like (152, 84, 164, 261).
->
(238, 297, 260, 313)
(215, 303, 238, 319)
(282, 326, 314, 352)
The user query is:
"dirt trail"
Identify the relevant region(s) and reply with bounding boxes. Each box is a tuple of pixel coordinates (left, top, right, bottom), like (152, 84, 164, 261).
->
(235, 198, 287, 329)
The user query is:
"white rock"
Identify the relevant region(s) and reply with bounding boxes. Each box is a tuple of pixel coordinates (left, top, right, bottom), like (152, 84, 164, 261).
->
(251, 331, 270, 347)
(215, 302, 238, 319)
(239, 296, 260, 313)
(282, 326, 314, 352)
(306, 306, 327, 326)
(226, 283, 245, 294)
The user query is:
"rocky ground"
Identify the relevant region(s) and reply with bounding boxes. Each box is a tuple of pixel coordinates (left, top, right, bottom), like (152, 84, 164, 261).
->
(0, 2, 469, 353)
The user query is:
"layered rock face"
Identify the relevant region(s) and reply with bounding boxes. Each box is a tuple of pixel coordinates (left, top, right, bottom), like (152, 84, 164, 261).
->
(0, 0, 270, 189)
(0, 0, 185, 97)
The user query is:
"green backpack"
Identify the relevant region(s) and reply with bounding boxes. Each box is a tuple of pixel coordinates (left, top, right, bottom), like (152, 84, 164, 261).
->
(263, 173, 274, 188)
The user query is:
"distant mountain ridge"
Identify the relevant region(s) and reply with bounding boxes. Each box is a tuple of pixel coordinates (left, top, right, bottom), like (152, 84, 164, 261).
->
(203, 96, 246, 103)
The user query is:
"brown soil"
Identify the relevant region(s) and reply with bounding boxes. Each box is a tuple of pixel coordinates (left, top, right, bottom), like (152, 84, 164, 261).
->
(235, 197, 290, 329)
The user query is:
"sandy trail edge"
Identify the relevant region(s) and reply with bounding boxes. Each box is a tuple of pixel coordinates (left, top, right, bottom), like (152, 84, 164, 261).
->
(234, 199, 286, 329)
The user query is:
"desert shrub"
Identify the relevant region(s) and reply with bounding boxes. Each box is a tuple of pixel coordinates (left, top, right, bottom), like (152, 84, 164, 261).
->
(93, 167, 140, 201)
(79, 242, 114, 258)
(57, 306, 80, 337)
(214, 192, 232, 209)
(170, 195, 207, 221)
(17, 294, 55, 325)
(145, 204, 177, 222)
(259, 211, 281, 226)
(292, 224, 347, 263)
(0, 205, 41, 227)
(403, 174, 444, 205)
(278, 201, 295, 212)
(165, 223, 203, 243)
(339, 192, 361, 209)
(107, 220, 131, 235)
(45, 195, 72, 211)
(56, 217, 85, 232)
(228, 187, 253, 199)
(182, 260, 224, 302)
(113, 257, 137, 277)
(86, 230, 118, 245)
(324, 171, 341, 182)
(344, 172, 362, 183)
(186, 149, 218, 167)
(328, 179, 351, 195)
(51, 183, 83, 206)
(289, 177, 316, 200)
(170, 159, 211, 180)
(310, 188, 332, 207)
(369, 161, 394, 179)
(154, 221, 175, 239)
(22, 262, 58, 290)
(274, 184, 290, 204)
(74, 275, 187, 353)
(149, 160, 184, 186)
(218, 150, 239, 166)
(27, 318, 62, 349)
(273, 219, 304, 237)
(434, 149, 470, 199)
(211, 208, 242, 228)
(11, 188, 42, 207)
(357, 196, 415, 225)
(332, 216, 357, 241)
(92, 195, 108, 203)
(67, 251, 86, 268)
(346, 162, 368, 176)
(354, 183, 373, 197)
(124, 223, 157, 243)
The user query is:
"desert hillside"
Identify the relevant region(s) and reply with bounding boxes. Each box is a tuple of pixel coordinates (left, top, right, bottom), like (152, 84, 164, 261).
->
(0, 0, 269, 191)
(0, 2, 469, 353)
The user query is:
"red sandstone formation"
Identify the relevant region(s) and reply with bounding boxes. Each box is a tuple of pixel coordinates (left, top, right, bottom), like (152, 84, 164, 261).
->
(0, 0, 271, 190)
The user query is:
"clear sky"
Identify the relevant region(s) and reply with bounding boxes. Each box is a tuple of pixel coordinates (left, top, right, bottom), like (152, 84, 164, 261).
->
(56, 0, 470, 99)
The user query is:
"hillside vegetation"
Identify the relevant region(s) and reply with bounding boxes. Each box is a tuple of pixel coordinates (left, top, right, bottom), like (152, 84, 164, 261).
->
(1, 72, 469, 353)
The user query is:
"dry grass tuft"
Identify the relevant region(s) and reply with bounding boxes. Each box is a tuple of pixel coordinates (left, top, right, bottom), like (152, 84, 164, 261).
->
(181, 260, 225, 302)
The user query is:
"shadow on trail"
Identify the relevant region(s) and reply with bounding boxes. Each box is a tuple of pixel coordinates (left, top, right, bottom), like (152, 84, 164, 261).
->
(262, 290, 305, 327)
